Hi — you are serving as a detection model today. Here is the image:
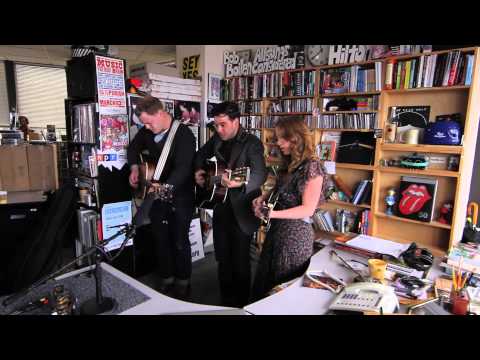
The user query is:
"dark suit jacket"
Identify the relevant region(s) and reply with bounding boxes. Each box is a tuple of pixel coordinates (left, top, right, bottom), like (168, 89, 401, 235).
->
(194, 127, 267, 235)
(127, 122, 196, 207)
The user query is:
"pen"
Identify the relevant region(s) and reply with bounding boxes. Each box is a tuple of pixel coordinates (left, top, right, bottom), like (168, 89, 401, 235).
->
(452, 267, 457, 291)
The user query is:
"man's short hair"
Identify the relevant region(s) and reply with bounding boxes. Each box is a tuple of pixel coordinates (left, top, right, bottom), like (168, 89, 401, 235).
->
(134, 96, 164, 117)
(212, 101, 240, 120)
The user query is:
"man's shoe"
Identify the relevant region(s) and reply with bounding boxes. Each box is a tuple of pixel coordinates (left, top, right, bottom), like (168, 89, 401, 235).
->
(172, 282, 191, 301)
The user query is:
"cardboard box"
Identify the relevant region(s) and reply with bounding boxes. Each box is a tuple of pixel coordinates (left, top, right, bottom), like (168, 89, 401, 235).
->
(27, 144, 57, 191)
(0, 145, 30, 191)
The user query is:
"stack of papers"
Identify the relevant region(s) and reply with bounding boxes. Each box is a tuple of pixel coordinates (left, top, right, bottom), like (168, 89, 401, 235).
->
(346, 235, 410, 259)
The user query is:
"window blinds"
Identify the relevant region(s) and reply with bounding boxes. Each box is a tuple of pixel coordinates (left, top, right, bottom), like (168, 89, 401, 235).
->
(15, 64, 68, 133)
(0, 62, 9, 126)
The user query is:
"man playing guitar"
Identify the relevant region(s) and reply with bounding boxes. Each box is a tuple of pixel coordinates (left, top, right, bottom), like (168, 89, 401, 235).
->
(194, 102, 267, 307)
(127, 96, 196, 300)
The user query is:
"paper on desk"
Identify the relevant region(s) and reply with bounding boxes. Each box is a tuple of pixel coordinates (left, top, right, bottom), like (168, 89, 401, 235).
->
(346, 235, 410, 258)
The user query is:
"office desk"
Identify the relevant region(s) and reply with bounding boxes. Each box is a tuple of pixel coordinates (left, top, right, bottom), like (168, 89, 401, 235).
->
(1, 262, 242, 315)
(244, 240, 444, 315)
(60, 263, 243, 315)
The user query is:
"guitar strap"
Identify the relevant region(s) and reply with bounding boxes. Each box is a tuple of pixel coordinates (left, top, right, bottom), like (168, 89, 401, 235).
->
(153, 120, 180, 181)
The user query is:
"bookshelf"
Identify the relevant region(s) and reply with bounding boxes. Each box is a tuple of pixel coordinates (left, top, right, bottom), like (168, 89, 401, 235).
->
(222, 46, 480, 256)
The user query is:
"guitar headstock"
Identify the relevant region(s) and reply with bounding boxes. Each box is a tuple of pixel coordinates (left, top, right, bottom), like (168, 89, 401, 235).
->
(229, 167, 250, 185)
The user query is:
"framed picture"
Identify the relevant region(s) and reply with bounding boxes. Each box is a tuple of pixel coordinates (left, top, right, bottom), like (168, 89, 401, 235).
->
(237, 50, 251, 64)
(317, 141, 337, 161)
(208, 73, 222, 101)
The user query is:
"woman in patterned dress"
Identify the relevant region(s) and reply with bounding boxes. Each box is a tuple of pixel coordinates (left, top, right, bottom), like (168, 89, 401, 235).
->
(250, 116, 326, 302)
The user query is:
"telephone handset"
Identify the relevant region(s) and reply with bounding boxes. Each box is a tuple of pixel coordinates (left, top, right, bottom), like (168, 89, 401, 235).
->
(328, 282, 399, 314)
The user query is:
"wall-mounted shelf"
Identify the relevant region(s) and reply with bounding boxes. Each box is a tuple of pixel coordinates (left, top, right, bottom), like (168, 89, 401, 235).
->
(379, 167, 459, 178)
(381, 143, 463, 154)
(267, 112, 312, 116)
(335, 163, 375, 171)
(322, 110, 378, 114)
(383, 85, 470, 94)
(321, 91, 380, 98)
(375, 212, 451, 230)
(323, 199, 371, 209)
(225, 46, 480, 256)
(317, 128, 375, 132)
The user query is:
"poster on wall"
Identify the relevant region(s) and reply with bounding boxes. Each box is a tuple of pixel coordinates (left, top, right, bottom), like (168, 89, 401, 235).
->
(182, 55, 200, 79)
(208, 73, 222, 101)
(98, 114, 129, 170)
(95, 55, 127, 115)
(159, 99, 175, 118)
(101, 201, 133, 252)
(174, 100, 200, 126)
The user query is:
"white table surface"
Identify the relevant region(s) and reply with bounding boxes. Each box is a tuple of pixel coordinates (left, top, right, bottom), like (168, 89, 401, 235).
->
(244, 240, 444, 315)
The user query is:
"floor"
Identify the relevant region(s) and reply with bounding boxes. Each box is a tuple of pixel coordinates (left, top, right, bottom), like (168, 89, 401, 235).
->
(136, 243, 260, 306)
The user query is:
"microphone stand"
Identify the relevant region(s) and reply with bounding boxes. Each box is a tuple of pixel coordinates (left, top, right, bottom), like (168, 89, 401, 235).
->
(79, 223, 136, 315)
(2, 223, 136, 314)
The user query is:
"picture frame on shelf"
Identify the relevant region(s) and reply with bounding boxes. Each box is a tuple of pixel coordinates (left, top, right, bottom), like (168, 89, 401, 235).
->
(208, 73, 222, 102)
(317, 141, 337, 161)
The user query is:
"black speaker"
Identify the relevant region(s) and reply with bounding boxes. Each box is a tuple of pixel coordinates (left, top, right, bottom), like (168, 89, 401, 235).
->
(66, 54, 97, 99)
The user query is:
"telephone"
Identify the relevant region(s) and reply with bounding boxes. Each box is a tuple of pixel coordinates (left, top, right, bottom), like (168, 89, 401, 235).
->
(328, 282, 399, 314)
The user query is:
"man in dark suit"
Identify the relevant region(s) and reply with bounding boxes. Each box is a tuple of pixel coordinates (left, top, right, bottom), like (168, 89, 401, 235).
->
(128, 96, 196, 300)
(194, 102, 267, 307)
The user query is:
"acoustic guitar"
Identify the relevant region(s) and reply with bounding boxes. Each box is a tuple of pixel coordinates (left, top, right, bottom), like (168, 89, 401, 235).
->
(196, 157, 250, 209)
(132, 155, 175, 227)
(134, 157, 174, 203)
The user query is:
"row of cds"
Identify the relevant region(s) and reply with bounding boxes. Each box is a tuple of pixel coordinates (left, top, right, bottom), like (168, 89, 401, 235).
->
(316, 112, 377, 129)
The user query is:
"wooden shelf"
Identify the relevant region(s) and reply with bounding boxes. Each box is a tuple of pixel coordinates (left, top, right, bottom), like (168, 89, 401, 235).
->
(324, 199, 371, 209)
(240, 113, 263, 116)
(375, 212, 452, 230)
(383, 85, 470, 94)
(267, 112, 312, 116)
(317, 128, 374, 132)
(381, 143, 463, 154)
(322, 110, 378, 114)
(379, 166, 459, 178)
(321, 91, 380, 98)
(335, 163, 375, 171)
(387, 47, 476, 62)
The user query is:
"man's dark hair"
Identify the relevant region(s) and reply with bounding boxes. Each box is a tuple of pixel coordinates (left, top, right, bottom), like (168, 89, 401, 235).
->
(135, 96, 164, 116)
(212, 101, 240, 120)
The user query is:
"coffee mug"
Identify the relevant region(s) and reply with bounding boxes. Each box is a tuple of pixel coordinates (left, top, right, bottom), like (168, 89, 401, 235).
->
(368, 259, 387, 282)
(400, 129, 420, 144)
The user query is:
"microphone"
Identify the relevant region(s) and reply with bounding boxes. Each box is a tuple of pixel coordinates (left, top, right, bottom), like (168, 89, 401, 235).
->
(108, 223, 130, 229)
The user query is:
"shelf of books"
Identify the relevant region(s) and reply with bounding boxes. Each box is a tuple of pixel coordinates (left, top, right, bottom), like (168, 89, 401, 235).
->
(222, 46, 480, 256)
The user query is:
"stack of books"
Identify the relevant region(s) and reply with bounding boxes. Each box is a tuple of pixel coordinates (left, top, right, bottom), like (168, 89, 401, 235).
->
(351, 180, 372, 205)
(138, 73, 202, 102)
(312, 209, 335, 232)
(321, 62, 383, 94)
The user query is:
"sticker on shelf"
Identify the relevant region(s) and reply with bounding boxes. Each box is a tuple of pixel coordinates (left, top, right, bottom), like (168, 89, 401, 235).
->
(324, 161, 336, 174)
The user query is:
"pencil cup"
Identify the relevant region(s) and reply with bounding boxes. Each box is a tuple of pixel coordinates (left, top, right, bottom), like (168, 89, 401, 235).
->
(451, 290, 469, 315)
(368, 259, 387, 282)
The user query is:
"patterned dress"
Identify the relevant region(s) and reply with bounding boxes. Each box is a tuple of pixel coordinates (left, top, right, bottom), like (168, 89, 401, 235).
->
(251, 158, 326, 302)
